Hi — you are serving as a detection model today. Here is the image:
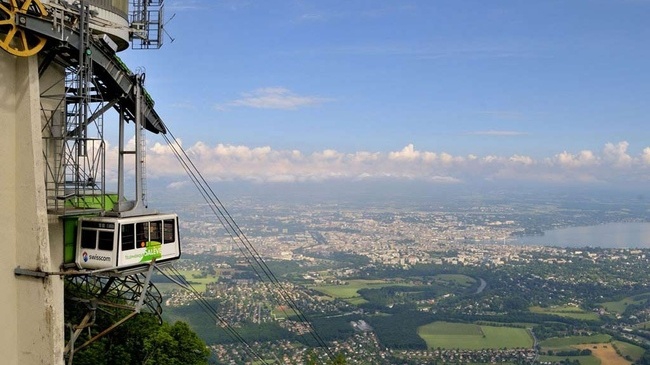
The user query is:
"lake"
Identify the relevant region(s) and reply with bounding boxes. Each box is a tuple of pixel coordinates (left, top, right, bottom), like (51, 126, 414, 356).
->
(512, 222, 650, 248)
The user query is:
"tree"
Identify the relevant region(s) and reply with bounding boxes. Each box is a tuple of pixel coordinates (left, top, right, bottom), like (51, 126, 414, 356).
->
(143, 321, 210, 365)
(305, 351, 347, 365)
(331, 353, 347, 364)
(69, 312, 209, 365)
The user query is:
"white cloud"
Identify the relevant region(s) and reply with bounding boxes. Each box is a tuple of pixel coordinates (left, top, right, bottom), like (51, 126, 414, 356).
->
(603, 141, 633, 167)
(554, 150, 598, 168)
(429, 176, 462, 184)
(218, 87, 332, 110)
(167, 181, 189, 189)
(439, 152, 459, 165)
(509, 155, 534, 165)
(351, 151, 381, 163)
(315, 149, 343, 160)
(120, 141, 650, 186)
(642, 147, 650, 165)
(388, 144, 420, 161)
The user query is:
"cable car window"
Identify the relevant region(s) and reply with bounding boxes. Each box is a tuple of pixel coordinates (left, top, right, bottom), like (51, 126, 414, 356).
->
(163, 219, 175, 244)
(121, 224, 135, 251)
(98, 230, 114, 251)
(136, 222, 148, 248)
(80, 229, 96, 249)
(150, 221, 162, 242)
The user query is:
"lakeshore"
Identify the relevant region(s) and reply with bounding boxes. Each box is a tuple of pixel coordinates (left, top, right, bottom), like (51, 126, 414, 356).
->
(514, 222, 650, 248)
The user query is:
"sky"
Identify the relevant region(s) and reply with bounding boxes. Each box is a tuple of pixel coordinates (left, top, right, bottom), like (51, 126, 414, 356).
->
(115, 0, 650, 190)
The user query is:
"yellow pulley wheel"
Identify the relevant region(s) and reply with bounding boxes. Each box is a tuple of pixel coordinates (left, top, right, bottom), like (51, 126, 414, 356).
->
(0, 0, 47, 57)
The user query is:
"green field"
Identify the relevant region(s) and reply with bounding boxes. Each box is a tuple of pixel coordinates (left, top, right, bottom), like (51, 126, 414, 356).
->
(540, 334, 612, 348)
(433, 274, 476, 287)
(417, 321, 533, 350)
(271, 306, 293, 320)
(174, 269, 219, 293)
(155, 282, 181, 294)
(530, 305, 600, 321)
(537, 336, 608, 365)
(635, 321, 650, 330)
(613, 340, 645, 362)
(345, 296, 369, 305)
(310, 280, 409, 304)
(154, 269, 218, 294)
(538, 355, 599, 365)
(601, 293, 650, 314)
(310, 274, 474, 305)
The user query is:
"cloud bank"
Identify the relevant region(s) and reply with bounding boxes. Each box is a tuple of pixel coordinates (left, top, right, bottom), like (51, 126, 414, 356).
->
(134, 141, 650, 188)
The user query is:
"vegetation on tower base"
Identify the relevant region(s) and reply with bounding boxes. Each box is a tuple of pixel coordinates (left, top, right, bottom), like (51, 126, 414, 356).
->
(65, 296, 209, 364)
(68, 312, 209, 365)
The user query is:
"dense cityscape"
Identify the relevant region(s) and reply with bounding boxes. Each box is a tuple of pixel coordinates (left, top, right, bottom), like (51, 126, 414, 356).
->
(146, 188, 650, 364)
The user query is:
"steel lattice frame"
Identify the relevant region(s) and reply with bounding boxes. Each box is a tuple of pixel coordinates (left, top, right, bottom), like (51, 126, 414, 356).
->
(40, 2, 108, 215)
(64, 273, 163, 317)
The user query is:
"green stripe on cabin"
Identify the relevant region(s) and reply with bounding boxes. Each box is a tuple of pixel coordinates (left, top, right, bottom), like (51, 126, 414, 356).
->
(61, 194, 120, 264)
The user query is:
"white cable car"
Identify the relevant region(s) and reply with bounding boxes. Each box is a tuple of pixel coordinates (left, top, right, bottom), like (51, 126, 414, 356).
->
(75, 213, 181, 270)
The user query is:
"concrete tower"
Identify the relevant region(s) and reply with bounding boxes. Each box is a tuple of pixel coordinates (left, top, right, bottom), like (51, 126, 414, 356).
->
(0, 1, 165, 363)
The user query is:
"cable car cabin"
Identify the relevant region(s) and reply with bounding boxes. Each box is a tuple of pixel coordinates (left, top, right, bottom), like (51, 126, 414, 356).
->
(76, 214, 181, 270)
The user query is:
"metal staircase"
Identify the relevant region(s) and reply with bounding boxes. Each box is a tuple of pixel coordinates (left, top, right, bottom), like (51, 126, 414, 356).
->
(24, 2, 167, 215)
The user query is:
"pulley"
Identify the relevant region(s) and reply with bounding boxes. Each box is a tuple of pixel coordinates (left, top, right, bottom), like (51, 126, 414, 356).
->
(0, 0, 47, 57)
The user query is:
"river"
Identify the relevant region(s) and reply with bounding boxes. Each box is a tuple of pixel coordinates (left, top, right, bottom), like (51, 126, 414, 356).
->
(512, 222, 650, 248)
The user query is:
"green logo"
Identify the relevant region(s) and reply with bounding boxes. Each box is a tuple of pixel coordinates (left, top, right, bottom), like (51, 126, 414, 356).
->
(140, 241, 162, 263)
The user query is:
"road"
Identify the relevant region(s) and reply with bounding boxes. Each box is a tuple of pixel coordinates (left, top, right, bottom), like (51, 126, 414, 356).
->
(475, 278, 487, 294)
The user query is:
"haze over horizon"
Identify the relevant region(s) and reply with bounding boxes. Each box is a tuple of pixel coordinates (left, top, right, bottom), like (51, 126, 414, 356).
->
(115, 0, 650, 191)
